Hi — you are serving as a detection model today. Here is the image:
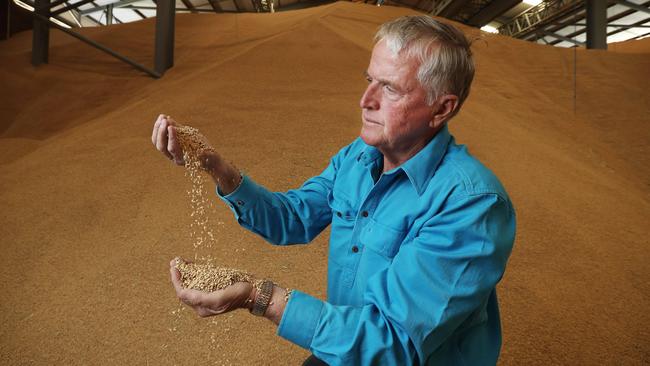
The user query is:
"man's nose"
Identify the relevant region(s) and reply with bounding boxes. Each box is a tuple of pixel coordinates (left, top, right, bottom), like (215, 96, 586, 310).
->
(360, 84, 379, 110)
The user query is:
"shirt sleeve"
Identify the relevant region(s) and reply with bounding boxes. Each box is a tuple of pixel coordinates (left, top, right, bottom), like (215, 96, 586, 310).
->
(217, 145, 351, 245)
(277, 192, 516, 365)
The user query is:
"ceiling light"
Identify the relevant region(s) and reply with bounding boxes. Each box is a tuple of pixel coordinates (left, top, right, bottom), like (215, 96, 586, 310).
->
(13, 0, 71, 29)
(523, 0, 543, 6)
(480, 25, 499, 34)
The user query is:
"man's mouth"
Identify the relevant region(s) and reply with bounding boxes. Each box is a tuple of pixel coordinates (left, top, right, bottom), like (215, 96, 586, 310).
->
(363, 116, 382, 125)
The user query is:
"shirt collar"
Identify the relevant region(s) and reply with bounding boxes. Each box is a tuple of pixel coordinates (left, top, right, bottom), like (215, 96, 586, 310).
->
(356, 124, 452, 196)
(400, 124, 451, 195)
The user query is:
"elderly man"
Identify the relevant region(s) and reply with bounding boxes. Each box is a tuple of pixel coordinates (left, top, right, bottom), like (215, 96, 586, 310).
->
(153, 15, 515, 366)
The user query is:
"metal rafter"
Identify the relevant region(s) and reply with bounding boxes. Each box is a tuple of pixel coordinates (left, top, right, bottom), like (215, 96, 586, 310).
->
(24, 2, 161, 77)
(498, 0, 583, 38)
(121, 5, 236, 12)
(541, 30, 585, 45)
(180, 0, 197, 13)
(207, 0, 222, 12)
(510, 0, 649, 44)
(430, 0, 471, 18)
(530, 2, 647, 44)
(20, 0, 83, 26)
(616, 0, 650, 14)
(627, 30, 650, 39)
(51, 0, 95, 16)
(548, 16, 650, 46)
(80, 0, 143, 15)
(133, 8, 146, 18)
(466, 0, 521, 27)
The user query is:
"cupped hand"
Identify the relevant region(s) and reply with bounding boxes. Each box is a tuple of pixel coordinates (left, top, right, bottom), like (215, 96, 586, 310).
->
(169, 258, 254, 317)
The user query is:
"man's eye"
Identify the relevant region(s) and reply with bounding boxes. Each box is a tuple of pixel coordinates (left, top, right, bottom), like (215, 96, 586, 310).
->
(383, 85, 396, 93)
(365, 77, 372, 83)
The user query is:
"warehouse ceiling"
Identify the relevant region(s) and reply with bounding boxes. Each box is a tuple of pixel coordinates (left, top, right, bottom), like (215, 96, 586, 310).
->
(12, 0, 650, 47)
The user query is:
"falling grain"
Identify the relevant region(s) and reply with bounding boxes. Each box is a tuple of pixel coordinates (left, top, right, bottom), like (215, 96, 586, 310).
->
(175, 125, 217, 251)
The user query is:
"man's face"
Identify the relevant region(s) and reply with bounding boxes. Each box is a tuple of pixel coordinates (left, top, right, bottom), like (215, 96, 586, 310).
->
(359, 40, 436, 158)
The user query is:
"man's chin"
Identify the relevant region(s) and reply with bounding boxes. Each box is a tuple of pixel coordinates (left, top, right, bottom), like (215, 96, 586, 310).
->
(359, 129, 381, 147)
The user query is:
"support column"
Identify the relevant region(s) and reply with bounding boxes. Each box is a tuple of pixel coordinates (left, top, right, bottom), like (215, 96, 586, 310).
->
(107, 3, 113, 25)
(586, 0, 607, 50)
(154, 0, 174, 75)
(2, 0, 10, 40)
(32, 0, 50, 65)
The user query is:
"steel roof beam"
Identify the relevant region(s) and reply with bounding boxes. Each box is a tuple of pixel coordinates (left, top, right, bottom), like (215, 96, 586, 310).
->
(498, 0, 583, 38)
(533, 2, 646, 43)
(524, 0, 649, 43)
(51, 0, 94, 15)
(541, 30, 585, 45)
(207, 0, 222, 12)
(134, 8, 146, 18)
(615, 0, 650, 14)
(574, 22, 650, 28)
(467, 0, 521, 27)
(430, 0, 472, 18)
(547, 16, 650, 45)
(80, 0, 143, 15)
(122, 4, 237, 11)
(181, 0, 198, 13)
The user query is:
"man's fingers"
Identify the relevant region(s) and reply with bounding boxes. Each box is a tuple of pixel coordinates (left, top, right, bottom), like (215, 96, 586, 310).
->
(152, 114, 165, 145)
(170, 261, 185, 297)
(167, 126, 185, 165)
(156, 118, 174, 160)
(180, 289, 208, 307)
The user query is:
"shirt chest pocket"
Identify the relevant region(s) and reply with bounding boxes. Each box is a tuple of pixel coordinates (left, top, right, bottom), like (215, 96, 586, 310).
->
(359, 219, 406, 259)
(327, 190, 357, 223)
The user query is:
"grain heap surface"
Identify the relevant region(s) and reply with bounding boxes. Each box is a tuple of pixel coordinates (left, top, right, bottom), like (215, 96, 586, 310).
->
(175, 259, 255, 292)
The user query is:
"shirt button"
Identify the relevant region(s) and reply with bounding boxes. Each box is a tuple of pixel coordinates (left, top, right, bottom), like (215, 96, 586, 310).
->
(236, 200, 244, 206)
(351, 245, 359, 253)
(336, 212, 342, 218)
(361, 211, 368, 217)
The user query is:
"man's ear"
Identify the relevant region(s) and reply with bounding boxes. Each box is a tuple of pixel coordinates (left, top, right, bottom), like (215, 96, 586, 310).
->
(429, 95, 459, 129)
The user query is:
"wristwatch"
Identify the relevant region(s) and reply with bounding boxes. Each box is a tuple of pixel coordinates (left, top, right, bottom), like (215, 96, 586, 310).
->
(251, 280, 274, 316)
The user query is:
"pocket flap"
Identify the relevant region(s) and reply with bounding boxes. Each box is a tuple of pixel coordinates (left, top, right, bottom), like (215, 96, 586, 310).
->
(359, 219, 406, 258)
(327, 190, 356, 220)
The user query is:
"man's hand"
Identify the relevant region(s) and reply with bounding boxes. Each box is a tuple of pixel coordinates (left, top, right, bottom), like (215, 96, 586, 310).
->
(151, 114, 242, 194)
(152, 114, 185, 166)
(169, 259, 254, 317)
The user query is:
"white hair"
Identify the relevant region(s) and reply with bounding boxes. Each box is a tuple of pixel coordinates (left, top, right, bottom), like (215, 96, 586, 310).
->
(375, 16, 475, 113)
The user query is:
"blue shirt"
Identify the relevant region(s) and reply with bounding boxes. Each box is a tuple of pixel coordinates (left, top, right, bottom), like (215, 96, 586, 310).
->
(219, 125, 516, 365)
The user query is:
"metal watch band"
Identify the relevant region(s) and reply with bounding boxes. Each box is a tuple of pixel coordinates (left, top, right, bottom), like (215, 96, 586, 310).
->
(251, 280, 274, 316)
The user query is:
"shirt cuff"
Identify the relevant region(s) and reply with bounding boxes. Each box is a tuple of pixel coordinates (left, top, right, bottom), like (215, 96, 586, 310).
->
(277, 290, 324, 350)
(216, 175, 259, 218)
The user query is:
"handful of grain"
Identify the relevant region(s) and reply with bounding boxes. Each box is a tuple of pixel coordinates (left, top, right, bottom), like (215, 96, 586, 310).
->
(175, 259, 256, 292)
(175, 125, 214, 159)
